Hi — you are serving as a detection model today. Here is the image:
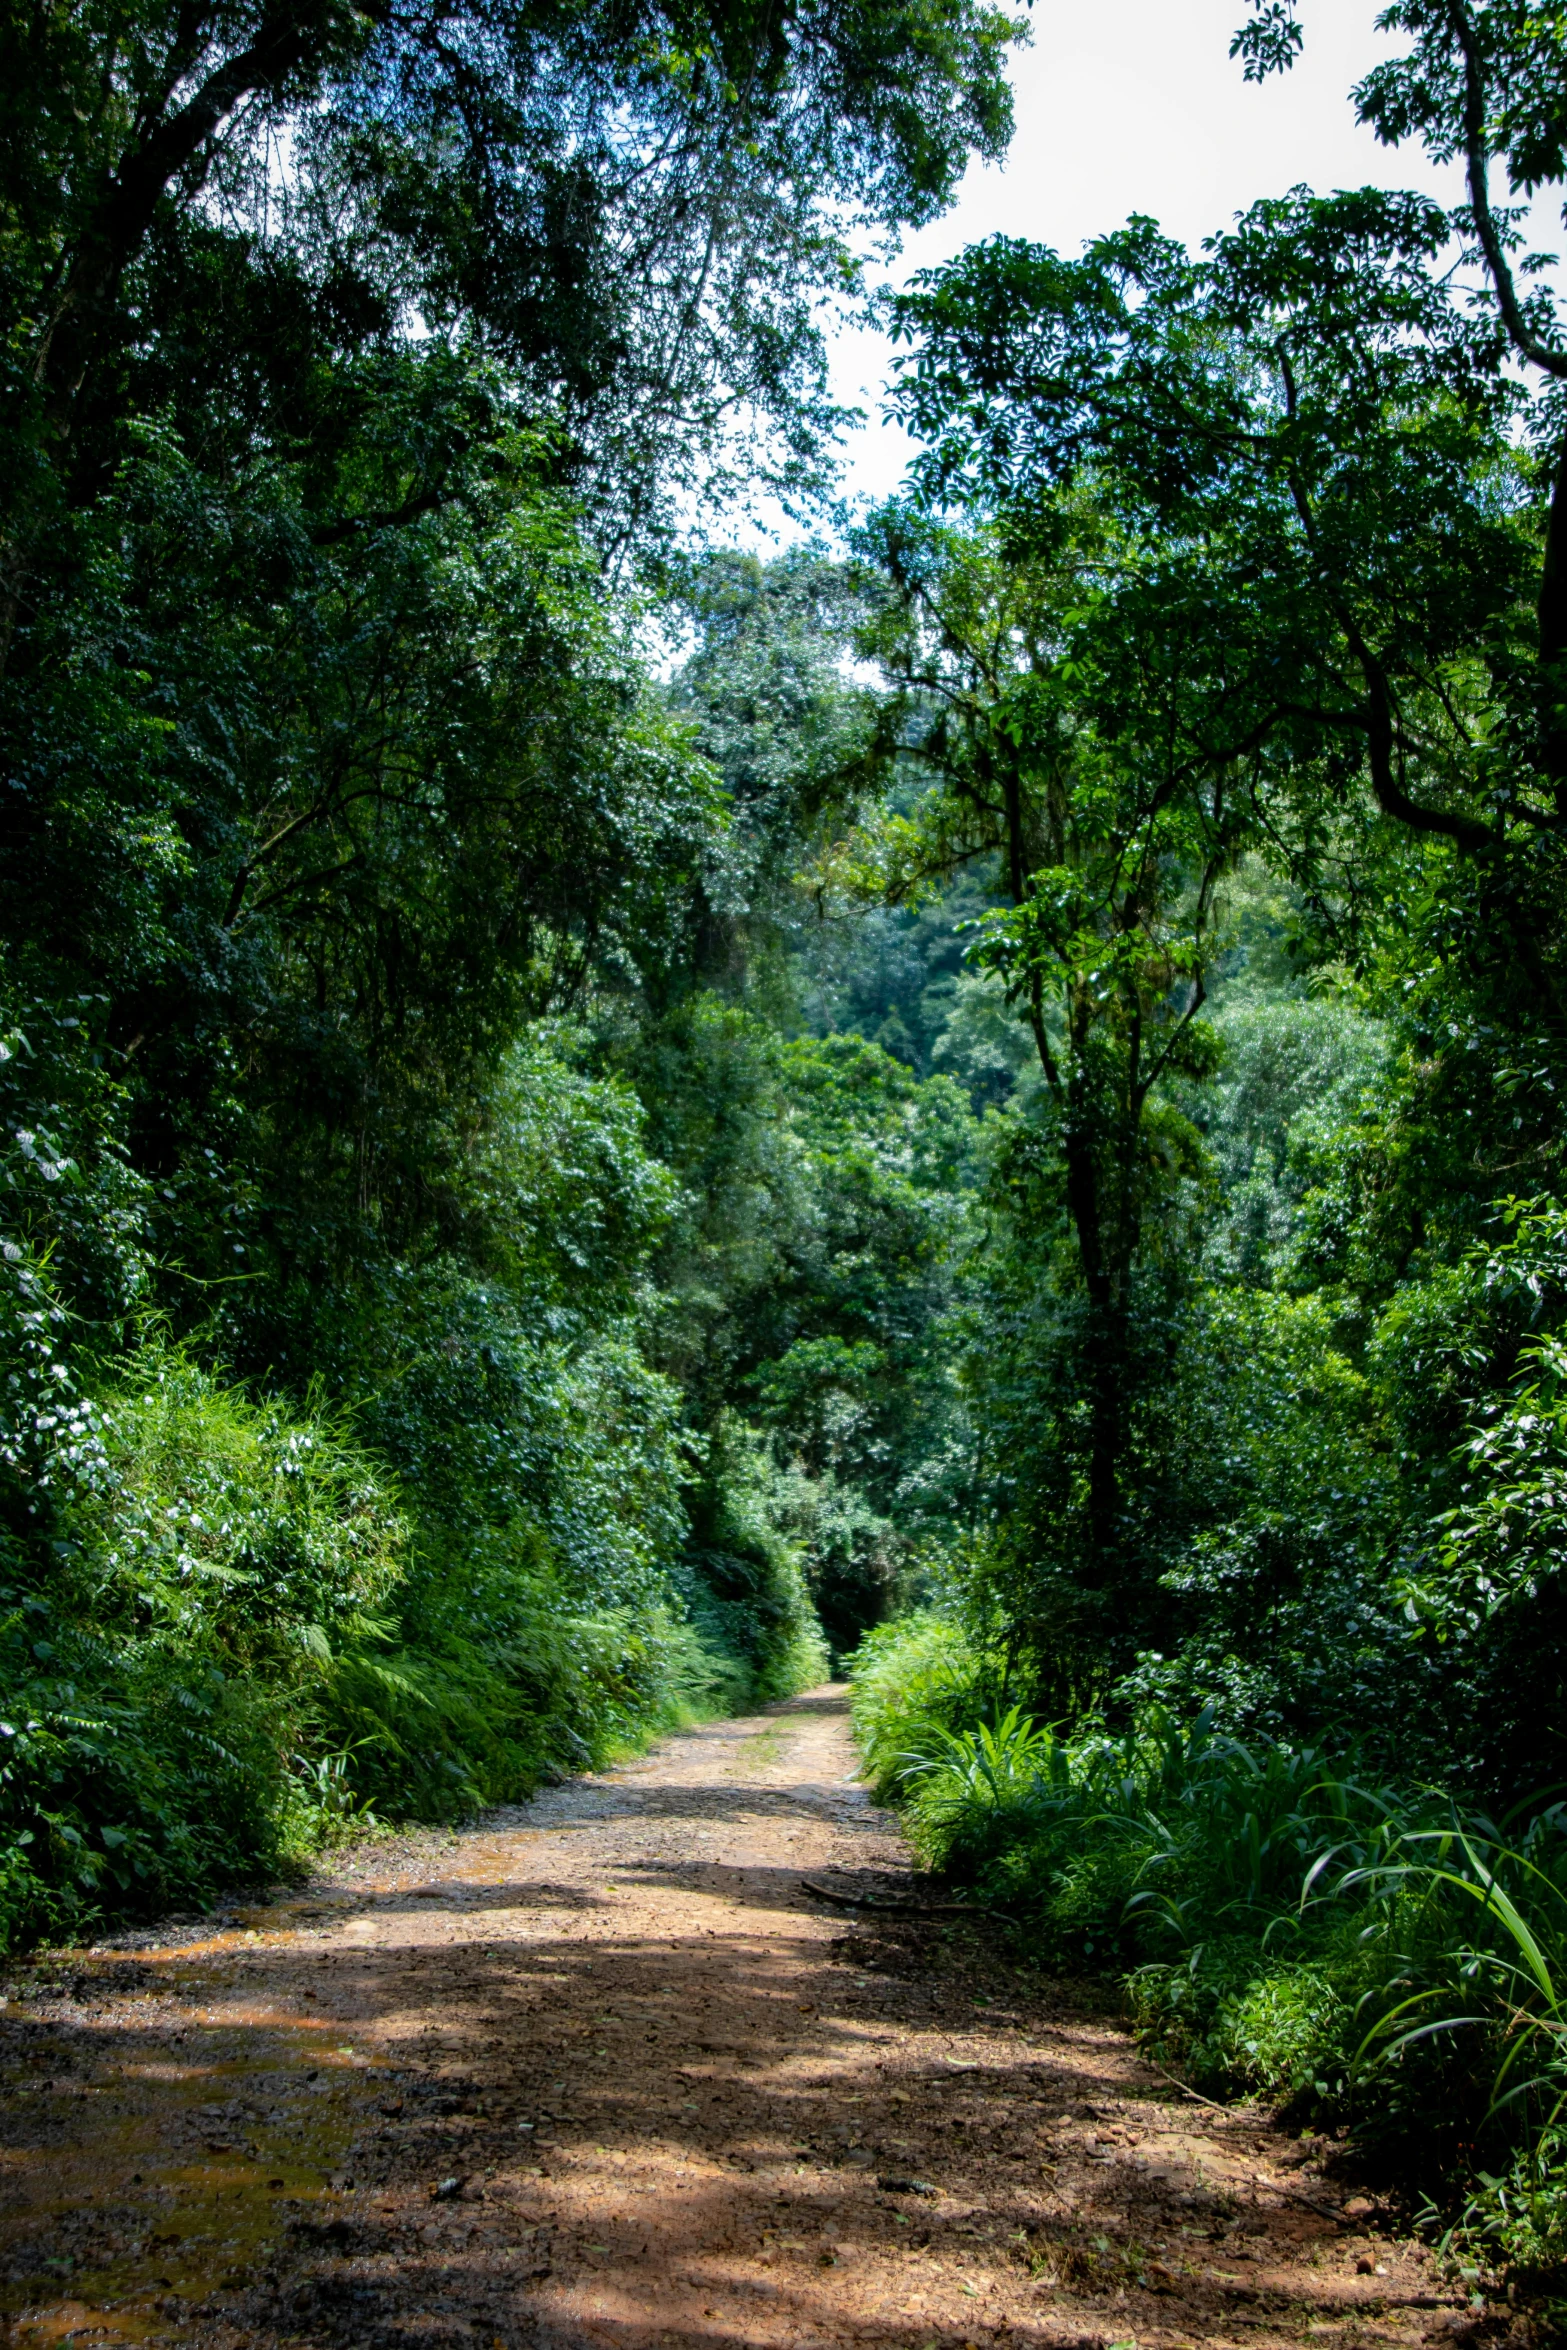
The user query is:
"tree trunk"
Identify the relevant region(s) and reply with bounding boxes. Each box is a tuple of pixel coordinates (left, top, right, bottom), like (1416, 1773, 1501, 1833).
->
(1061, 1111, 1122, 1566)
(1541, 432, 1567, 808)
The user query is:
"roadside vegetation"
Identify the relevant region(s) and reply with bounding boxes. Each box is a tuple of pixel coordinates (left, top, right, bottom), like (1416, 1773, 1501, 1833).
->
(10, 0, 1567, 2306)
(0, 0, 1015, 1942)
(853, 1622, 1567, 2286)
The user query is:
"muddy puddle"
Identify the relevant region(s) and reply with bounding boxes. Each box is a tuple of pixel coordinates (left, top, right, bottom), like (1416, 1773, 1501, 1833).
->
(0, 1914, 391, 2346)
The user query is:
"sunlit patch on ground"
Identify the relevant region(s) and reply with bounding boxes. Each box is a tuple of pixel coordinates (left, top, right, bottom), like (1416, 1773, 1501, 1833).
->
(0, 1690, 1458, 2350)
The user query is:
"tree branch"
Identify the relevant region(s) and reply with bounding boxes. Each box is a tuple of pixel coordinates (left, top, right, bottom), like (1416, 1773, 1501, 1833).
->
(1447, 0, 1567, 379)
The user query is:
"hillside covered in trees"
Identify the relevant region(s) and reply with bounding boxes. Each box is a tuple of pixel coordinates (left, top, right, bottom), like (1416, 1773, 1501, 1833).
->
(10, 0, 1567, 2290)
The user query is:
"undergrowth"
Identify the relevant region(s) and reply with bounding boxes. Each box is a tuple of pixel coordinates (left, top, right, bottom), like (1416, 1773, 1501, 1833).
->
(0, 1329, 820, 1950)
(850, 1611, 1567, 2298)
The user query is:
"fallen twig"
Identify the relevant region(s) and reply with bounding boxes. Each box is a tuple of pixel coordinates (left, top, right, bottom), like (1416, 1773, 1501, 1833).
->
(799, 1878, 1016, 1925)
(1244, 2168, 1353, 2226)
(1273, 2184, 1354, 2227)
(1143, 2057, 1232, 2113)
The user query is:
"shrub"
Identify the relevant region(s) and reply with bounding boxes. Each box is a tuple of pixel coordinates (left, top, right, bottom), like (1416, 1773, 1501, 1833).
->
(847, 1609, 1005, 1797)
(74, 1354, 406, 1667)
(0, 1006, 836, 1953)
(0, 1347, 407, 1942)
(323, 1557, 734, 1819)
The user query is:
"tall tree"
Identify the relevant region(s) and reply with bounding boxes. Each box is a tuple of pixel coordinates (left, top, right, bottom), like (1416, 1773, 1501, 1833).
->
(0, 0, 1027, 1338)
(0, 0, 1025, 611)
(883, 187, 1559, 1014)
(837, 503, 1235, 1595)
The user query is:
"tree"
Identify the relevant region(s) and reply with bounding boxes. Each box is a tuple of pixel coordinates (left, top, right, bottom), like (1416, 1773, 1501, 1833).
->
(0, 0, 1026, 626)
(834, 503, 1235, 1614)
(0, 0, 1029, 1325)
(883, 187, 1565, 1012)
(665, 546, 882, 995)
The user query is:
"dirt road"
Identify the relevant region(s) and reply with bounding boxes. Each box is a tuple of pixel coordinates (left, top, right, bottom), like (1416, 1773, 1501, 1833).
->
(0, 1686, 1464, 2350)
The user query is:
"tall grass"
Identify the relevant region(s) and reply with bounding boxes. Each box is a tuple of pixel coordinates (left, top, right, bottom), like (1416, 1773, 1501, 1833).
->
(849, 1612, 1567, 2287)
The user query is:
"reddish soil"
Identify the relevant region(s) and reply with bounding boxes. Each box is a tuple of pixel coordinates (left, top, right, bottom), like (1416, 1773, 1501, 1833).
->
(0, 1685, 1469, 2350)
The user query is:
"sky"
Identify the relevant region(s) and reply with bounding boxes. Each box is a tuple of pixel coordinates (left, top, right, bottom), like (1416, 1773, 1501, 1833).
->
(822, 0, 1464, 514)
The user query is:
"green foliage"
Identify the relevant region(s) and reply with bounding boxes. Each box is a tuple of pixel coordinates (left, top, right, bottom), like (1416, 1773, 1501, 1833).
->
(76, 1356, 406, 1669)
(466, 1030, 682, 1313)
(0, 996, 823, 1943)
(850, 1617, 1567, 2234)
(0, 1591, 306, 1949)
(842, 0, 1567, 1932)
(0, 1351, 406, 1944)
(322, 1584, 728, 1821)
(1, 0, 1027, 576)
(0, 0, 1034, 1953)
(682, 1414, 832, 1702)
(670, 547, 883, 945)
(824, 503, 1254, 1667)
(1463, 2122, 1567, 2294)
(1199, 993, 1388, 1288)
(849, 1610, 1007, 1796)
(1117, 1285, 1407, 1741)
(26, 1, 1567, 2318)
(630, 991, 979, 1648)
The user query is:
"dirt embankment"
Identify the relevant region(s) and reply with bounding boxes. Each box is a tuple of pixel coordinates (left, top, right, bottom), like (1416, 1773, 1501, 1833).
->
(0, 1686, 1470, 2350)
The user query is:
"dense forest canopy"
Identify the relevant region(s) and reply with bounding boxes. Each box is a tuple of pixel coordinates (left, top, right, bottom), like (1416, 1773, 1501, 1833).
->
(12, 0, 1567, 2290)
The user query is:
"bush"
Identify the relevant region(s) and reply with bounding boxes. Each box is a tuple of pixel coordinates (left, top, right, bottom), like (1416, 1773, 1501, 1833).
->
(75, 1353, 406, 1667)
(0, 1592, 313, 1948)
(0, 1330, 763, 1941)
(0, 1348, 408, 1942)
(847, 1609, 1003, 1795)
(322, 1562, 733, 1819)
(0, 1007, 827, 1950)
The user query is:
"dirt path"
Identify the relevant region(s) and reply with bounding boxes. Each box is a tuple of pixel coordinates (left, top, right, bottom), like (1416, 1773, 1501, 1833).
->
(0, 1686, 1465, 2350)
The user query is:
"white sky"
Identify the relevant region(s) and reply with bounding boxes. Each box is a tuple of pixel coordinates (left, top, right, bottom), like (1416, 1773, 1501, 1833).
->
(822, 0, 1465, 516)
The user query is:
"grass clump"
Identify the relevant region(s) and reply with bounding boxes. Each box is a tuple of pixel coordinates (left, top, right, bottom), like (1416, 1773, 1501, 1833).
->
(849, 1609, 1005, 1797)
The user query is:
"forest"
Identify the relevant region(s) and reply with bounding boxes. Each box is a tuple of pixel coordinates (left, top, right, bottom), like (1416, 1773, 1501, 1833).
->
(8, 0, 1567, 2292)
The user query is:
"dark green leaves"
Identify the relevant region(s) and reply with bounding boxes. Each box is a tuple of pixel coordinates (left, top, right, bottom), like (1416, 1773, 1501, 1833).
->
(1229, 2, 1304, 82)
